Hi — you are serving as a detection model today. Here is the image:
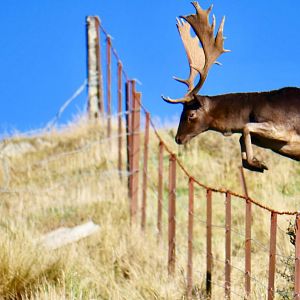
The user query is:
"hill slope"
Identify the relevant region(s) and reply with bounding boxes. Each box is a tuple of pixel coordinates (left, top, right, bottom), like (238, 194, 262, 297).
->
(0, 118, 299, 299)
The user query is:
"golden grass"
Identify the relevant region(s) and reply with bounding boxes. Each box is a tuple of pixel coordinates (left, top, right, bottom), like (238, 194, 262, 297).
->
(0, 117, 298, 299)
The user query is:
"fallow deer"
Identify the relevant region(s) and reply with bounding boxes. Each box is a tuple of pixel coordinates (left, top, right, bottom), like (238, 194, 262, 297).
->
(162, 1, 300, 172)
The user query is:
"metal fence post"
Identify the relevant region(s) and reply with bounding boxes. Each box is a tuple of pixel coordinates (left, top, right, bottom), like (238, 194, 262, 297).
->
(206, 189, 212, 298)
(130, 90, 141, 225)
(106, 35, 112, 137)
(129, 80, 136, 201)
(295, 213, 300, 300)
(117, 61, 123, 178)
(157, 141, 164, 241)
(141, 112, 150, 230)
(240, 167, 251, 298)
(225, 192, 231, 299)
(168, 154, 176, 275)
(187, 177, 194, 298)
(86, 16, 103, 119)
(268, 212, 277, 300)
(125, 80, 132, 198)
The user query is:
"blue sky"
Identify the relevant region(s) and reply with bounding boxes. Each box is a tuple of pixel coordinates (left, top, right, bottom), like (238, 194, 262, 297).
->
(0, 0, 299, 133)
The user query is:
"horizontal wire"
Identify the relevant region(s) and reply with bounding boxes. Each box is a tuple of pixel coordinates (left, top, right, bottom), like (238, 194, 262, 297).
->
(28, 130, 139, 168)
(211, 255, 275, 294)
(0, 167, 131, 195)
(143, 172, 284, 296)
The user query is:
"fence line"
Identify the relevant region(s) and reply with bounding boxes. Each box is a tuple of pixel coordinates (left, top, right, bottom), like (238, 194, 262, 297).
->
(8, 15, 299, 299)
(87, 17, 300, 300)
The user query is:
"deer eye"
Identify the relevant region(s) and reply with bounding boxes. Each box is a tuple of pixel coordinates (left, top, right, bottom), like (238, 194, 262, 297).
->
(188, 112, 197, 120)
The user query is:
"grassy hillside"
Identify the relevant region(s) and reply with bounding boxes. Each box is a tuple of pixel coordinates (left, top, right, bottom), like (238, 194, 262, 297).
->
(0, 117, 299, 299)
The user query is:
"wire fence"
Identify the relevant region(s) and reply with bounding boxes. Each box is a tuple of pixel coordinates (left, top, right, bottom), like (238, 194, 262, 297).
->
(1, 15, 299, 300)
(85, 17, 300, 300)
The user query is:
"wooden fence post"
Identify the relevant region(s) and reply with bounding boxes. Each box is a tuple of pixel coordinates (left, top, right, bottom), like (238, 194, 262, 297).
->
(130, 90, 141, 225)
(206, 189, 212, 298)
(86, 16, 103, 119)
(268, 212, 277, 300)
(225, 192, 231, 299)
(106, 35, 112, 137)
(295, 214, 300, 300)
(187, 177, 194, 298)
(168, 154, 176, 275)
(240, 167, 251, 298)
(157, 142, 164, 241)
(141, 112, 150, 230)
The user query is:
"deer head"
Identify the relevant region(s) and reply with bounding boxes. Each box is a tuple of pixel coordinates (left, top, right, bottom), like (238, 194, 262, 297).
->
(162, 2, 230, 144)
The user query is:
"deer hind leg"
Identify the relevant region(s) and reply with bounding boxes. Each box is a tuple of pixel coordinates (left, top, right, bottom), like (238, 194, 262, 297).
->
(241, 122, 288, 172)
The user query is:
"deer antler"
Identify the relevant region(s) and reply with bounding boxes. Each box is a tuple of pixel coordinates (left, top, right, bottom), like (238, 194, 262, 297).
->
(173, 18, 205, 93)
(162, 1, 230, 104)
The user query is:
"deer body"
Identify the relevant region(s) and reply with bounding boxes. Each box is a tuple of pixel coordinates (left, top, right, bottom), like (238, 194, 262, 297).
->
(162, 2, 300, 171)
(177, 87, 300, 171)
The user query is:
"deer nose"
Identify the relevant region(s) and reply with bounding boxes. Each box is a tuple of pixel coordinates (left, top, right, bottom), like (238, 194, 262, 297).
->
(175, 135, 182, 144)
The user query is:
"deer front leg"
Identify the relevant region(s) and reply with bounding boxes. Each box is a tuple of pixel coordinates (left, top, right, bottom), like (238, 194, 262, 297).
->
(239, 135, 268, 172)
(241, 123, 270, 172)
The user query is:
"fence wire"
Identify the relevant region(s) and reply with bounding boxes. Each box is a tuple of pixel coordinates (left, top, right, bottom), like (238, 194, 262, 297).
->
(4, 19, 297, 300)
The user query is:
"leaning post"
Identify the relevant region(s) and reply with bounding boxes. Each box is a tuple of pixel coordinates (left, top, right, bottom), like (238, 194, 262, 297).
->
(86, 16, 103, 119)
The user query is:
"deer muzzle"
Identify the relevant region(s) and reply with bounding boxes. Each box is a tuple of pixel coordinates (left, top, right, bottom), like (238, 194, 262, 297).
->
(175, 134, 190, 145)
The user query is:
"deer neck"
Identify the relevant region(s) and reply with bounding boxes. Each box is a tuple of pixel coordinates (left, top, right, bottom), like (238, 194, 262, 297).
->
(205, 92, 255, 134)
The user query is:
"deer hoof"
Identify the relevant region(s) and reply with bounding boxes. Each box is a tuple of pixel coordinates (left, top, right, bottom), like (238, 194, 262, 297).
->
(252, 157, 268, 170)
(242, 158, 268, 173)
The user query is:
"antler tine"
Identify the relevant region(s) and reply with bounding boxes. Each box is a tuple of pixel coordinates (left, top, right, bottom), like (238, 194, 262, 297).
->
(211, 14, 216, 32)
(216, 16, 231, 53)
(162, 17, 205, 103)
(162, 2, 230, 104)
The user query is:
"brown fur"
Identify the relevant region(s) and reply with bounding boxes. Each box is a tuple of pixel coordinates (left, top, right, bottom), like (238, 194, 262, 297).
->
(175, 87, 300, 172)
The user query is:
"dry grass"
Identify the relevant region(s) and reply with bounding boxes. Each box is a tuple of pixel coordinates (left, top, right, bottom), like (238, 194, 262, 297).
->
(0, 116, 299, 299)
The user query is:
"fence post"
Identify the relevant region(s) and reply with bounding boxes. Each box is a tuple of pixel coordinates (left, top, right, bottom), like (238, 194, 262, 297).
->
(128, 80, 136, 200)
(206, 189, 212, 298)
(86, 16, 103, 119)
(268, 212, 277, 300)
(106, 35, 112, 137)
(117, 61, 123, 178)
(225, 192, 231, 299)
(168, 154, 176, 275)
(125, 80, 132, 197)
(157, 141, 164, 241)
(240, 167, 251, 298)
(295, 213, 300, 300)
(141, 112, 150, 230)
(187, 177, 194, 299)
(130, 90, 141, 225)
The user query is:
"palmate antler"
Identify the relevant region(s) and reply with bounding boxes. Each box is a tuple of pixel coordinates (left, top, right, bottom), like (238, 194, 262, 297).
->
(162, 1, 230, 104)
